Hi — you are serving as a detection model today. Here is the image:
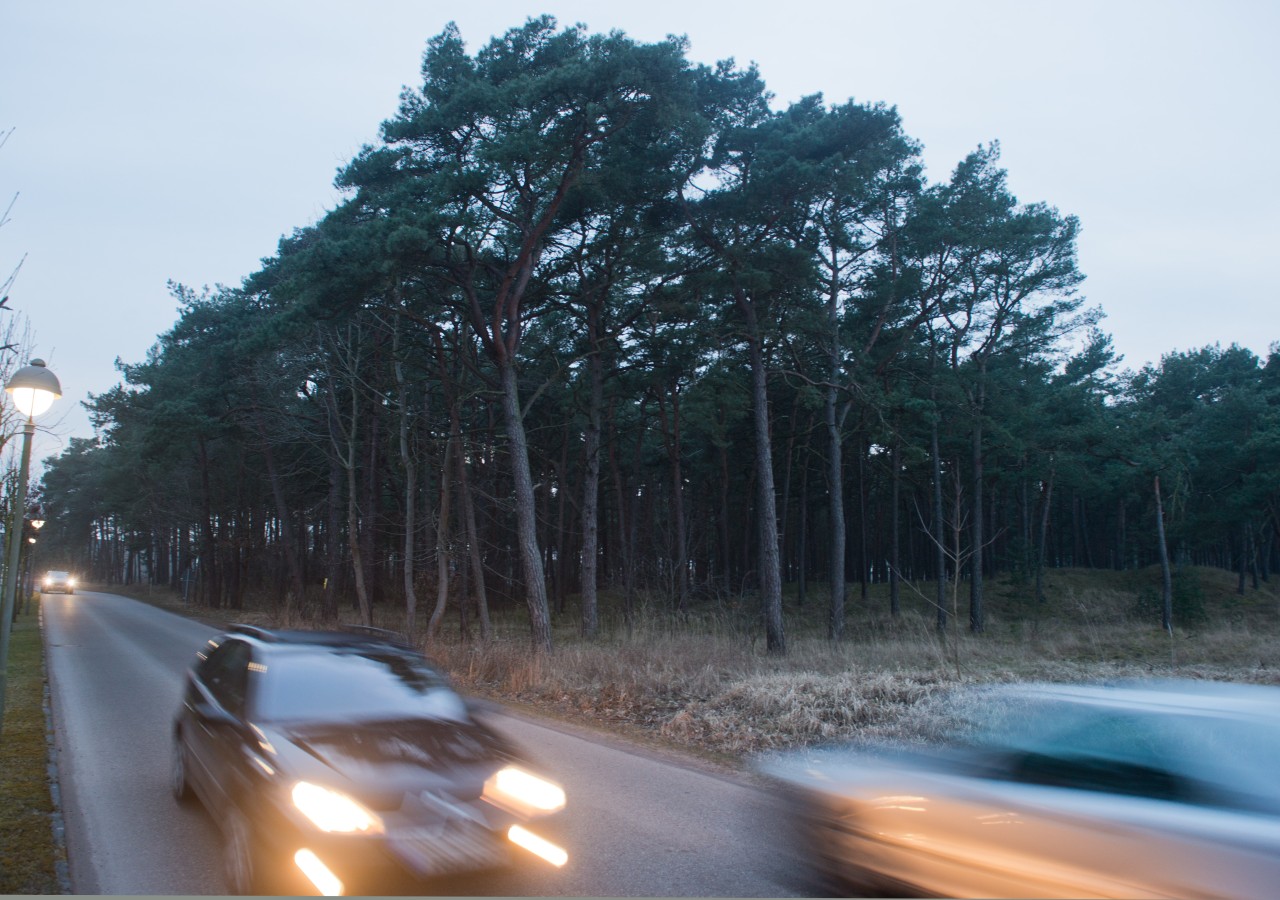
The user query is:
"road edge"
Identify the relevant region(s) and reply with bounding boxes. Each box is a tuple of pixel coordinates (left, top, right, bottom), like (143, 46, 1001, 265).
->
(38, 600, 72, 895)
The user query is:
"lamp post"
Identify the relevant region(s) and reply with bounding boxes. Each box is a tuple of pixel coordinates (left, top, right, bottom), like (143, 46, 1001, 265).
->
(0, 358, 61, 738)
(22, 512, 44, 613)
(20, 509, 46, 617)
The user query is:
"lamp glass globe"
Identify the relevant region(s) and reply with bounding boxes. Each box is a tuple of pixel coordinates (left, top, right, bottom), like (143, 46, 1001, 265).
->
(10, 386, 56, 417)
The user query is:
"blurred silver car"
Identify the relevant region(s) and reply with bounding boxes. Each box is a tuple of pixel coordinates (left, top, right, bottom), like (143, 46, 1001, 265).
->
(758, 680, 1280, 898)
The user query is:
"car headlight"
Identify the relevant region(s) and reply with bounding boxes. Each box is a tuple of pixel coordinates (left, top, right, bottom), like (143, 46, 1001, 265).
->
(292, 782, 383, 834)
(67, 578, 76, 587)
(483, 766, 566, 817)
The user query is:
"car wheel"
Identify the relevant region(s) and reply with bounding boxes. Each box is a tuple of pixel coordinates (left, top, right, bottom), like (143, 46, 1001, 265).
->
(170, 738, 193, 804)
(223, 808, 259, 895)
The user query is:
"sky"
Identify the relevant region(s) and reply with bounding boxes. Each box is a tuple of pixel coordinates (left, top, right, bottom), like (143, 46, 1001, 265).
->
(3, 0, 1278, 467)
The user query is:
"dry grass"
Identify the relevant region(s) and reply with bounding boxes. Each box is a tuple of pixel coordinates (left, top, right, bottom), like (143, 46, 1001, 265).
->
(423, 566, 1280, 759)
(99, 565, 1280, 763)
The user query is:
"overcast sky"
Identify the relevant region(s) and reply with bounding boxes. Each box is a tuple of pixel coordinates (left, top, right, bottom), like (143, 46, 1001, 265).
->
(4, 0, 1278, 465)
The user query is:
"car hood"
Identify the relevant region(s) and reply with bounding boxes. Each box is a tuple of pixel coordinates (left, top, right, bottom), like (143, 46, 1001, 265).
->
(264, 717, 513, 807)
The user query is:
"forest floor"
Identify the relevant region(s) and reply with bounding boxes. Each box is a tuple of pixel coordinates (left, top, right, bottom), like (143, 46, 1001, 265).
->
(100, 564, 1280, 768)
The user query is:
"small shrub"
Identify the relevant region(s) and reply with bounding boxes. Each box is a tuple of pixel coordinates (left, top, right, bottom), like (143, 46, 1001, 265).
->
(1133, 568, 1209, 628)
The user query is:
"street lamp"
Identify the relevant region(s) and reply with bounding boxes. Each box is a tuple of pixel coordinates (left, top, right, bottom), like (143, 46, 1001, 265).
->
(0, 358, 61, 738)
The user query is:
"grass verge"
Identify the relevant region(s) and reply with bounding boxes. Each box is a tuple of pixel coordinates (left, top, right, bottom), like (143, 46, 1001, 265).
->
(0, 599, 64, 894)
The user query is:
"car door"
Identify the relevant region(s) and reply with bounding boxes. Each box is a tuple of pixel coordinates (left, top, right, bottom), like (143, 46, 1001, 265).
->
(184, 638, 253, 816)
(861, 707, 1280, 898)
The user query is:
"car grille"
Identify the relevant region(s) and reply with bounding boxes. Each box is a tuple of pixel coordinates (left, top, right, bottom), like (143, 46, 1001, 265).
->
(390, 820, 506, 876)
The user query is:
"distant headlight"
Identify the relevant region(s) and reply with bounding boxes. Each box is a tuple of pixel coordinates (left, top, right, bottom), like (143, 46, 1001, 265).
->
(483, 766, 566, 816)
(67, 578, 76, 587)
(292, 782, 383, 834)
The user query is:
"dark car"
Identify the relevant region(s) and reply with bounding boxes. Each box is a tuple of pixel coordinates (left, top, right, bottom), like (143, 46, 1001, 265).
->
(172, 625, 568, 895)
(758, 680, 1280, 899)
(41, 570, 76, 594)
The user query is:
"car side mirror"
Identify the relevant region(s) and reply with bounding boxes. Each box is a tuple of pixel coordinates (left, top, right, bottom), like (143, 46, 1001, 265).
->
(193, 699, 238, 727)
(464, 695, 499, 718)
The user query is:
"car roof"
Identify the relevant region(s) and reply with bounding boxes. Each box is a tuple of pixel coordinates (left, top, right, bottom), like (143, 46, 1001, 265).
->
(223, 623, 417, 654)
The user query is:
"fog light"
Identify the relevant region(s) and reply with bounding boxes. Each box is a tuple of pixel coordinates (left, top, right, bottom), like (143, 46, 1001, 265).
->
(508, 825, 568, 867)
(295, 849, 344, 896)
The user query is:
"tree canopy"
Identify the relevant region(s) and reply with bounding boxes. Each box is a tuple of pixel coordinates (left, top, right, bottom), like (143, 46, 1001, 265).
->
(29, 18, 1280, 653)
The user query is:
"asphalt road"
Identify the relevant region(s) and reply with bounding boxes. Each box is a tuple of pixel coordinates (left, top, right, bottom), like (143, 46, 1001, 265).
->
(42, 590, 803, 896)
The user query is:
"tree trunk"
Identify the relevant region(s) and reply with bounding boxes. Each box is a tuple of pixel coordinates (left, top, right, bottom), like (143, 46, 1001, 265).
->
(197, 438, 220, 609)
(607, 400, 635, 627)
(718, 440, 732, 593)
(1116, 498, 1126, 571)
(360, 405, 381, 610)
(739, 290, 785, 654)
(890, 441, 901, 617)
(798, 441, 809, 608)
(580, 329, 604, 637)
(255, 420, 305, 620)
(1154, 474, 1173, 633)
(1237, 526, 1247, 595)
(779, 394, 801, 587)
(1249, 523, 1261, 589)
(346, 445, 372, 626)
(552, 429, 571, 615)
(825, 379, 846, 640)
(328, 345, 372, 626)
(1071, 491, 1082, 566)
(393, 328, 420, 635)
(324, 450, 341, 619)
(656, 384, 690, 613)
(428, 429, 456, 643)
(1080, 495, 1096, 568)
(952, 458, 965, 623)
(1036, 468, 1055, 605)
(857, 440, 868, 601)
(969, 390, 986, 633)
(1020, 475, 1032, 577)
(932, 417, 947, 631)
(456, 435, 492, 641)
(499, 359, 553, 653)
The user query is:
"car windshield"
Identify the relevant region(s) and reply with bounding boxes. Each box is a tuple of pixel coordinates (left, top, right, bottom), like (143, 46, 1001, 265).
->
(253, 647, 467, 724)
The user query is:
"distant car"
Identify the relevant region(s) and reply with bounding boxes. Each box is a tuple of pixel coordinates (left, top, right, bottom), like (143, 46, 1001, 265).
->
(758, 680, 1280, 899)
(172, 625, 568, 895)
(41, 570, 76, 594)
